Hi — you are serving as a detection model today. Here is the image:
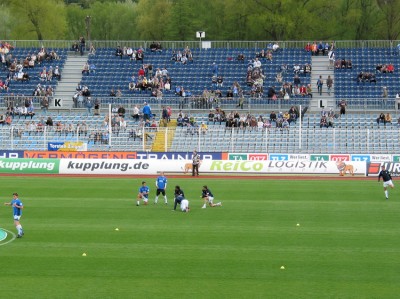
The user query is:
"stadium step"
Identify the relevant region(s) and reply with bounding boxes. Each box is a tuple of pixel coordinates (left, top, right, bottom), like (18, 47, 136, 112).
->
(54, 53, 89, 108)
(310, 55, 336, 112)
(152, 120, 177, 151)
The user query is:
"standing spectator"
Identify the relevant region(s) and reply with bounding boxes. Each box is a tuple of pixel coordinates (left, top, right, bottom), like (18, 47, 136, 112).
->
(382, 86, 388, 106)
(94, 98, 100, 115)
(317, 75, 323, 95)
(154, 172, 168, 205)
(142, 102, 152, 121)
(86, 97, 93, 115)
(211, 62, 218, 77)
(338, 100, 347, 116)
(326, 75, 333, 96)
(79, 36, 85, 56)
(41, 97, 49, 114)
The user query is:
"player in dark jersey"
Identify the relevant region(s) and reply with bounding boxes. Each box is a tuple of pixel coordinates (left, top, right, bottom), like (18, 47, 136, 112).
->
(201, 185, 222, 208)
(378, 165, 394, 199)
(173, 186, 185, 211)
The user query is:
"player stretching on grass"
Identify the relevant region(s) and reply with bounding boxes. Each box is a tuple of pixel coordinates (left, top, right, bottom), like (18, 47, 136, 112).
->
(155, 172, 168, 204)
(173, 185, 186, 211)
(201, 185, 222, 209)
(378, 165, 394, 199)
(4, 192, 24, 238)
(137, 181, 150, 206)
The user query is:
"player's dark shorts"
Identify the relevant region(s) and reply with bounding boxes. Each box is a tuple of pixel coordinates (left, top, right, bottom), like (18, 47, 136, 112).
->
(156, 188, 166, 196)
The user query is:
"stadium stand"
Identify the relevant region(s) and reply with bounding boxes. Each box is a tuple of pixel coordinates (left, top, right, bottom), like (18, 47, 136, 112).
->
(1, 41, 399, 153)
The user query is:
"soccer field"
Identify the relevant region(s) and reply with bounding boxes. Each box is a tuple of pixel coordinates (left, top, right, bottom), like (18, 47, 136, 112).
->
(0, 176, 399, 299)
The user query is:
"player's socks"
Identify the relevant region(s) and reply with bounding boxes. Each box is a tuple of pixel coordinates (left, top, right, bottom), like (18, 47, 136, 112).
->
(136, 200, 140, 206)
(16, 225, 23, 235)
(164, 196, 168, 204)
(385, 190, 389, 199)
(155, 196, 158, 204)
(216, 202, 222, 206)
(202, 204, 206, 209)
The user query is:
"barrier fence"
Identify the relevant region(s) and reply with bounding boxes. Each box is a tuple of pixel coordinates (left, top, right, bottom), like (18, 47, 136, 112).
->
(2, 95, 399, 114)
(0, 125, 399, 154)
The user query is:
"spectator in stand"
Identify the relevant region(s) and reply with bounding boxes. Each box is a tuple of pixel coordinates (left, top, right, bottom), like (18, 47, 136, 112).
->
(142, 102, 152, 121)
(27, 103, 35, 119)
(45, 116, 53, 126)
(79, 36, 85, 56)
(387, 63, 394, 73)
(326, 75, 333, 95)
(54, 66, 61, 80)
(305, 42, 311, 52)
(270, 111, 277, 123)
(328, 50, 335, 69)
(317, 75, 323, 95)
(320, 115, 328, 128)
(237, 53, 245, 63)
(385, 113, 392, 125)
(376, 112, 385, 125)
(272, 42, 280, 52)
(338, 99, 347, 116)
(115, 46, 123, 59)
(117, 105, 125, 118)
(82, 62, 89, 75)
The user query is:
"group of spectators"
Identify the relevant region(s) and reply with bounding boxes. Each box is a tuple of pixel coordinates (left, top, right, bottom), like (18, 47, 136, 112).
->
(205, 106, 301, 130)
(171, 46, 194, 64)
(1, 43, 62, 95)
(305, 41, 335, 56)
(115, 45, 145, 63)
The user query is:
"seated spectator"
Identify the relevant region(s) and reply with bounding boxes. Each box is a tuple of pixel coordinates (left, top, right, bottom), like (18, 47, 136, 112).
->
(275, 72, 283, 83)
(270, 111, 277, 123)
(304, 42, 311, 52)
(327, 115, 334, 128)
(200, 122, 208, 134)
(115, 46, 123, 59)
(54, 66, 61, 80)
(387, 63, 394, 73)
(237, 53, 245, 63)
(376, 113, 385, 125)
(385, 113, 392, 124)
(335, 59, 342, 69)
(46, 116, 53, 126)
(320, 115, 328, 128)
(27, 104, 35, 119)
(272, 42, 280, 52)
(82, 62, 89, 75)
(117, 105, 126, 117)
(282, 119, 289, 129)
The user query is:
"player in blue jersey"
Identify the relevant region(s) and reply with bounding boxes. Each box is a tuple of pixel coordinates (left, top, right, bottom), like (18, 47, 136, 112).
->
(137, 181, 150, 206)
(201, 185, 222, 209)
(4, 192, 24, 238)
(154, 172, 168, 204)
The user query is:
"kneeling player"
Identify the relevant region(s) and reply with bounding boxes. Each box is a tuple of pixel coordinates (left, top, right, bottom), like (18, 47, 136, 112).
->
(137, 181, 149, 206)
(173, 185, 185, 211)
(180, 199, 190, 212)
(201, 185, 222, 209)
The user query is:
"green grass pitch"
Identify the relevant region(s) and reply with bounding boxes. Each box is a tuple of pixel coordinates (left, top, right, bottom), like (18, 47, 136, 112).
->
(0, 176, 399, 299)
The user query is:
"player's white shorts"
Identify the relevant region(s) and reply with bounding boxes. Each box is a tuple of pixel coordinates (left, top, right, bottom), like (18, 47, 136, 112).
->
(180, 199, 189, 212)
(143, 197, 149, 203)
(208, 196, 214, 203)
(13, 215, 21, 221)
(383, 180, 394, 188)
